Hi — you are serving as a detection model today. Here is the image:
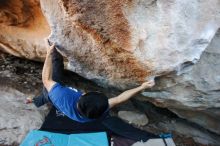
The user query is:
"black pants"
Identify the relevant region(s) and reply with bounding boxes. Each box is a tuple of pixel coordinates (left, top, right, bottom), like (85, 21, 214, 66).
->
(40, 107, 159, 144)
(33, 48, 64, 107)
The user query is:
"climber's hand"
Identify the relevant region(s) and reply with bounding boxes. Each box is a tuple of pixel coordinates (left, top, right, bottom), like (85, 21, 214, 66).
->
(47, 44, 55, 55)
(45, 38, 55, 55)
(141, 80, 155, 89)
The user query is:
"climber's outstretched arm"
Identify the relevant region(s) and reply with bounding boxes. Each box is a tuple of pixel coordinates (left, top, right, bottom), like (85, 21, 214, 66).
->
(108, 81, 155, 108)
(42, 40, 56, 92)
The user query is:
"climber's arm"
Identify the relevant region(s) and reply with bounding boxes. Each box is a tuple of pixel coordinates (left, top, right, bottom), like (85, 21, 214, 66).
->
(42, 40, 56, 92)
(108, 81, 155, 108)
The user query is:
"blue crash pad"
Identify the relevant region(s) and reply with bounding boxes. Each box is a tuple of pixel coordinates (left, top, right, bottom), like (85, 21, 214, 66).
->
(20, 130, 108, 146)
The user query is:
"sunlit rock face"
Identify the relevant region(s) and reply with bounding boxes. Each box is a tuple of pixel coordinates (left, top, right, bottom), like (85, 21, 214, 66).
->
(0, 0, 50, 61)
(40, 0, 220, 89)
(0, 0, 220, 136)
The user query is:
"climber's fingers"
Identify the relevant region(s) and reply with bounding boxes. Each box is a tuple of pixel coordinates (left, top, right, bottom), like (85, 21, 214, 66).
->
(141, 80, 155, 89)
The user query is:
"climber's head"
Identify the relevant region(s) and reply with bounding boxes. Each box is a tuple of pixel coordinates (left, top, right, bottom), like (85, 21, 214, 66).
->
(77, 92, 109, 119)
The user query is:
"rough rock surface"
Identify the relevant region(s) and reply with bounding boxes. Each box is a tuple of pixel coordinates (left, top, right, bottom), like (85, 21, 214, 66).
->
(0, 52, 48, 146)
(0, 0, 50, 61)
(118, 111, 149, 126)
(0, 0, 220, 138)
(40, 0, 220, 89)
(0, 86, 47, 145)
(142, 29, 220, 134)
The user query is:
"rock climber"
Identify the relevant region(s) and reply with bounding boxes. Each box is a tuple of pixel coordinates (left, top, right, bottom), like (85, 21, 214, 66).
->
(26, 39, 155, 122)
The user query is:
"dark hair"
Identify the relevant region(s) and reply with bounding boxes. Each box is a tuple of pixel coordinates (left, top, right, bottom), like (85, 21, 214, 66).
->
(77, 92, 109, 119)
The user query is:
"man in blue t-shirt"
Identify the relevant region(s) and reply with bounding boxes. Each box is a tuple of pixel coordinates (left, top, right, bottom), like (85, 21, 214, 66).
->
(26, 39, 155, 123)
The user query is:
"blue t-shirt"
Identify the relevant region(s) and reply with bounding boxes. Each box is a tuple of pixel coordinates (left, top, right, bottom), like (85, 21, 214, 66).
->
(48, 83, 93, 123)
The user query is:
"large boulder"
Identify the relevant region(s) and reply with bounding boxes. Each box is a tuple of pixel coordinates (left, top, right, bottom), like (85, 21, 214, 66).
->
(40, 0, 220, 134)
(0, 0, 220, 136)
(40, 0, 220, 89)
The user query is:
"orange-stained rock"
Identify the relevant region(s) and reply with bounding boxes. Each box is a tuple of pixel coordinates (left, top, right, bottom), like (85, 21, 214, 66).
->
(40, 0, 155, 89)
(39, 0, 220, 89)
(0, 0, 50, 61)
